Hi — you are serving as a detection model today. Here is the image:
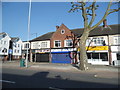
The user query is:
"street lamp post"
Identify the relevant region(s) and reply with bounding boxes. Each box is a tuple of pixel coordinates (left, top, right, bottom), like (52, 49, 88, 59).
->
(26, 0, 32, 67)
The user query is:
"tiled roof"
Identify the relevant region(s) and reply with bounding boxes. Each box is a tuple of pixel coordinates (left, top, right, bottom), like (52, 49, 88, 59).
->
(71, 24, 120, 37)
(11, 37, 19, 41)
(30, 24, 119, 42)
(0, 32, 7, 35)
(30, 32, 54, 42)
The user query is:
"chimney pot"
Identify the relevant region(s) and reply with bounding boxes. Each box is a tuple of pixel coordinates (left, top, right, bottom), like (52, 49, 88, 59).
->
(103, 19, 107, 28)
(56, 26, 59, 30)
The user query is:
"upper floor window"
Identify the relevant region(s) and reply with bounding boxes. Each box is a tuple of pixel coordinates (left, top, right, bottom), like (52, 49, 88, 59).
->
(54, 40, 61, 48)
(114, 36, 120, 45)
(92, 37, 104, 46)
(86, 38, 91, 46)
(2, 34, 6, 38)
(61, 29, 65, 34)
(18, 44, 20, 47)
(64, 40, 73, 47)
(4, 41, 7, 45)
(14, 49, 17, 53)
(1, 40, 3, 44)
(13, 43, 17, 47)
(24, 43, 29, 48)
(41, 42, 47, 48)
(18, 50, 19, 53)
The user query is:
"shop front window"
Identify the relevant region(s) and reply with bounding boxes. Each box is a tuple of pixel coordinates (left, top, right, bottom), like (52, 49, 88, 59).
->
(100, 53, 108, 61)
(117, 53, 120, 60)
(92, 53, 99, 59)
(87, 53, 92, 59)
(87, 52, 108, 61)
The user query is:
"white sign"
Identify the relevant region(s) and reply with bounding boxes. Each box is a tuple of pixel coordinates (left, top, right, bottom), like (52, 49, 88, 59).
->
(35, 49, 50, 53)
(51, 48, 76, 52)
(111, 46, 120, 52)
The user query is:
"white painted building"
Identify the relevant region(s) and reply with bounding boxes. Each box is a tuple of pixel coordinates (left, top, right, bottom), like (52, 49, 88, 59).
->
(31, 40, 50, 49)
(110, 35, 120, 66)
(30, 40, 50, 62)
(22, 41, 30, 59)
(11, 37, 22, 60)
(22, 41, 30, 50)
(85, 36, 109, 65)
(0, 32, 11, 60)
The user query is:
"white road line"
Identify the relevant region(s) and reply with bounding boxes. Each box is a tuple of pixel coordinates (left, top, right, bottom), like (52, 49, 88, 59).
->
(49, 87, 63, 90)
(0, 80, 16, 84)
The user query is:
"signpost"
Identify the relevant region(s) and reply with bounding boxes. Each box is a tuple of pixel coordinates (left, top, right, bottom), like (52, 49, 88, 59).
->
(8, 49, 13, 61)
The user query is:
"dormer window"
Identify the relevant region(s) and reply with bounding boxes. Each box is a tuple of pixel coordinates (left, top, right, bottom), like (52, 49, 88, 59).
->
(61, 29, 65, 34)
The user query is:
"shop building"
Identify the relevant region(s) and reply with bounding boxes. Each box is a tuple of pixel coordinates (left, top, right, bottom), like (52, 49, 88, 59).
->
(29, 23, 120, 65)
(29, 32, 53, 62)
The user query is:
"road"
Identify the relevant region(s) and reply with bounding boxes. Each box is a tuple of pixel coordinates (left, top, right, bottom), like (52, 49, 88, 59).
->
(1, 66, 119, 89)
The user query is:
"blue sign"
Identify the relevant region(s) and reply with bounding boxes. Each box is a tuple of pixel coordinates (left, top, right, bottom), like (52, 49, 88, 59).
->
(9, 49, 13, 54)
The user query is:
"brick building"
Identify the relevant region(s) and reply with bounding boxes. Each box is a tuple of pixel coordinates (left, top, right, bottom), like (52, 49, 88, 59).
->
(29, 23, 120, 66)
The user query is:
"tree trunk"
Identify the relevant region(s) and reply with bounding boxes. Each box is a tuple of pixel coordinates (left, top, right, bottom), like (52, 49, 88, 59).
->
(79, 30, 90, 70)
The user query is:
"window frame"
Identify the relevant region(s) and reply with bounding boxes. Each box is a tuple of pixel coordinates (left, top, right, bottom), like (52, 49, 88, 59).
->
(41, 42, 47, 48)
(64, 39, 73, 47)
(54, 40, 61, 48)
(61, 29, 65, 34)
(114, 36, 120, 45)
(92, 37, 104, 46)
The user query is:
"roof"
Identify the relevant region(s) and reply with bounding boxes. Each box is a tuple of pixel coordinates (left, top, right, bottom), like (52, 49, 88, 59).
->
(30, 24, 119, 42)
(71, 24, 120, 37)
(0, 32, 8, 39)
(11, 37, 20, 42)
(0, 32, 5, 35)
(30, 32, 54, 42)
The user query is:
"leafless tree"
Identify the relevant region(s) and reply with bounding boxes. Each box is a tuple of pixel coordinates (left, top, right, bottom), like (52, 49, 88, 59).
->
(69, 0, 120, 70)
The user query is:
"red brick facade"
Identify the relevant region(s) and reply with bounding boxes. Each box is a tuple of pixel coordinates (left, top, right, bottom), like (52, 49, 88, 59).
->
(50, 24, 75, 48)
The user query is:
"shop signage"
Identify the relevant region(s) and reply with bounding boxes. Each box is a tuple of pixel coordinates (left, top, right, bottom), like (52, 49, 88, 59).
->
(35, 49, 50, 53)
(111, 46, 120, 52)
(51, 48, 76, 52)
(78, 46, 108, 51)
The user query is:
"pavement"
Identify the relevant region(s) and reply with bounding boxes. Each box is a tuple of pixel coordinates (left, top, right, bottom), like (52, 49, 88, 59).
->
(1, 60, 119, 72)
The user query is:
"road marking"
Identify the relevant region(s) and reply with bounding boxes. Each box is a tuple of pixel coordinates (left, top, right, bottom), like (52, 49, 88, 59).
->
(49, 87, 63, 90)
(0, 80, 16, 84)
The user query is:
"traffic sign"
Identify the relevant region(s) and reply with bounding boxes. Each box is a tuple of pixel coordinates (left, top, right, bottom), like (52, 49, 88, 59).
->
(9, 49, 13, 54)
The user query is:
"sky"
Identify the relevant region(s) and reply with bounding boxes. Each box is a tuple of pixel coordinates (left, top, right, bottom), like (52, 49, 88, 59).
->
(1, 1, 119, 41)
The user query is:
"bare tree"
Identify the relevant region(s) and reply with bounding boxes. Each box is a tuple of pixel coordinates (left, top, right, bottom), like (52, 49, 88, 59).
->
(69, 0, 120, 70)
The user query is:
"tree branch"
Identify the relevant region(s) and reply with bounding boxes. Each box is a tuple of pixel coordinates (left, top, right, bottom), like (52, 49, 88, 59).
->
(88, 1, 96, 28)
(108, 8, 120, 15)
(81, 3, 88, 28)
(90, 1, 113, 31)
(68, 7, 82, 13)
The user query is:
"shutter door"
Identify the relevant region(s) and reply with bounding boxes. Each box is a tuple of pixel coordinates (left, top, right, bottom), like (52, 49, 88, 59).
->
(36, 53, 49, 62)
(52, 53, 71, 63)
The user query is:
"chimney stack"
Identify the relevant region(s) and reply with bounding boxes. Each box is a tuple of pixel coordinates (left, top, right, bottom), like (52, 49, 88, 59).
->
(103, 19, 107, 28)
(56, 26, 59, 30)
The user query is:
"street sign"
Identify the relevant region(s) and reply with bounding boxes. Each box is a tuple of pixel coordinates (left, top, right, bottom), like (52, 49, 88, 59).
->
(9, 49, 13, 54)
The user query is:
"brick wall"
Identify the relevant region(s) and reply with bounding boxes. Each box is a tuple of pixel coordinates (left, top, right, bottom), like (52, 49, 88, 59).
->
(50, 24, 75, 48)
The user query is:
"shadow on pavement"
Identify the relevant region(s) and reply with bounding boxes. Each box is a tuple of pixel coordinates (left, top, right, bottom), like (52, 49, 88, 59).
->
(2, 71, 119, 89)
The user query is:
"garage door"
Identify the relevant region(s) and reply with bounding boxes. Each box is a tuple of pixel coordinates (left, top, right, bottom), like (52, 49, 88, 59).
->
(36, 53, 49, 62)
(52, 53, 71, 63)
